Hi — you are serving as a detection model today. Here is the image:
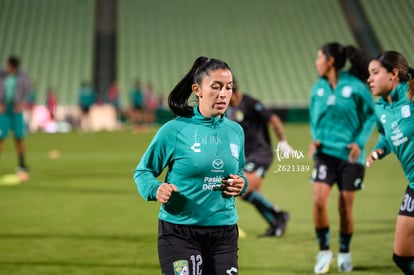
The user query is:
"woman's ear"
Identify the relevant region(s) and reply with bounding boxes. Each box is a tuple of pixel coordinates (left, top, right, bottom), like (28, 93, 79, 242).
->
(391, 68, 400, 81)
(192, 84, 202, 98)
(327, 56, 335, 67)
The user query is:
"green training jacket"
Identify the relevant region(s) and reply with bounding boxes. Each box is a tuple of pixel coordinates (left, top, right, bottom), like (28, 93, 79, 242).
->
(373, 83, 414, 190)
(310, 71, 376, 164)
(134, 105, 247, 226)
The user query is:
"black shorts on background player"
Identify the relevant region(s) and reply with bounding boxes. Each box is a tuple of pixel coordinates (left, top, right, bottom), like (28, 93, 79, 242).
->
(312, 152, 365, 191)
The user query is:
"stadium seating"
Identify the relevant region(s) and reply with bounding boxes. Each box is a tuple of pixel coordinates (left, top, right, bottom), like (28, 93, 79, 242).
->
(361, 0, 414, 63)
(0, 0, 94, 105)
(117, 0, 355, 108)
(0, 0, 412, 111)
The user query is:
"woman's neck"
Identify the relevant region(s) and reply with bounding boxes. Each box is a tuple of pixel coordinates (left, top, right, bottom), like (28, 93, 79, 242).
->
(326, 69, 339, 89)
(384, 82, 401, 103)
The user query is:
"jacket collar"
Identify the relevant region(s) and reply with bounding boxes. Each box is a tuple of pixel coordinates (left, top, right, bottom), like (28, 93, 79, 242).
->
(192, 105, 225, 127)
(377, 83, 408, 106)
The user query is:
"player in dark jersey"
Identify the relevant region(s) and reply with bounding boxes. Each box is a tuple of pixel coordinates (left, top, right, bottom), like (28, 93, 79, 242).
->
(227, 79, 292, 237)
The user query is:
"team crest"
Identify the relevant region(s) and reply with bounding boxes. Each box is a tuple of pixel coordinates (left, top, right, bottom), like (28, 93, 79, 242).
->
(401, 105, 411, 118)
(173, 260, 189, 275)
(317, 88, 324, 96)
(230, 143, 239, 158)
(254, 102, 264, 112)
(341, 86, 352, 98)
(235, 110, 244, 122)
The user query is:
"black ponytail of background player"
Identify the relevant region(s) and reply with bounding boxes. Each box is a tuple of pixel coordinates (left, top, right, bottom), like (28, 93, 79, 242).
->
(168, 56, 232, 117)
(321, 42, 369, 82)
(408, 67, 414, 100)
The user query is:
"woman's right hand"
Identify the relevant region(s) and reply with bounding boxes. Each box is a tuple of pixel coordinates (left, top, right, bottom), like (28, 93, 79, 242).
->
(156, 183, 178, 204)
(308, 140, 321, 158)
(366, 149, 383, 167)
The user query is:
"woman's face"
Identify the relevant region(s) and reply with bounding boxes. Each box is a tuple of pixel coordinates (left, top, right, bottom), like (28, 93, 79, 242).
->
(315, 50, 332, 77)
(193, 68, 233, 118)
(367, 60, 397, 97)
(6, 63, 16, 74)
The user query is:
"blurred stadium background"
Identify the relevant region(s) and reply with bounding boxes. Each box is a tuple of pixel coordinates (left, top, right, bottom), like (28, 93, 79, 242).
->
(1, 0, 413, 126)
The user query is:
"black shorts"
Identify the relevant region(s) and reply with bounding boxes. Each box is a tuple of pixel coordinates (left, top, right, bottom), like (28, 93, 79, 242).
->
(244, 161, 269, 178)
(80, 106, 90, 114)
(158, 220, 239, 275)
(312, 152, 365, 191)
(399, 187, 414, 217)
(244, 154, 273, 178)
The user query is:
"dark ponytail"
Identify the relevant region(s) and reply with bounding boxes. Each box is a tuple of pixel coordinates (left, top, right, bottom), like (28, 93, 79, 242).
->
(345, 45, 370, 81)
(168, 56, 232, 117)
(408, 67, 414, 100)
(321, 42, 369, 81)
(168, 57, 205, 117)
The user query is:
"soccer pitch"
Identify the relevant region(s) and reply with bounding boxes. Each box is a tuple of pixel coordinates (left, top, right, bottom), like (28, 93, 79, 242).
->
(0, 124, 403, 274)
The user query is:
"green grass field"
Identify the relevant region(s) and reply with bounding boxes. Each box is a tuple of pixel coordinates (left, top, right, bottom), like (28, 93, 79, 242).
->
(0, 124, 405, 274)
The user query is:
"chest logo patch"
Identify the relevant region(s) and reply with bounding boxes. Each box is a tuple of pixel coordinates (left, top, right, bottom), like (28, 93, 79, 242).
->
(191, 143, 201, 153)
(212, 159, 224, 170)
(380, 114, 386, 124)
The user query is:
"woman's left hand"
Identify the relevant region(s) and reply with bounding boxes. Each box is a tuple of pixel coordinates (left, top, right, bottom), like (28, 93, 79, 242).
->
(347, 143, 361, 163)
(222, 174, 244, 197)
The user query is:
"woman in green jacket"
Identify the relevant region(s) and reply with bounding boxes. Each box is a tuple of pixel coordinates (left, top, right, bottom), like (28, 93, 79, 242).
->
(134, 56, 247, 275)
(367, 51, 414, 275)
(309, 42, 376, 274)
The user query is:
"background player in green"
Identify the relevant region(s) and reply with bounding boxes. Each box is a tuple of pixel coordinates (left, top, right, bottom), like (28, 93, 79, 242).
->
(134, 56, 247, 275)
(78, 81, 96, 131)
(0, 56, 31, 181)
(227, 79, 292, 237)
(308, 42, 376, 274)
(366, 51, 414, 275)
(128, 79, 145, 130)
